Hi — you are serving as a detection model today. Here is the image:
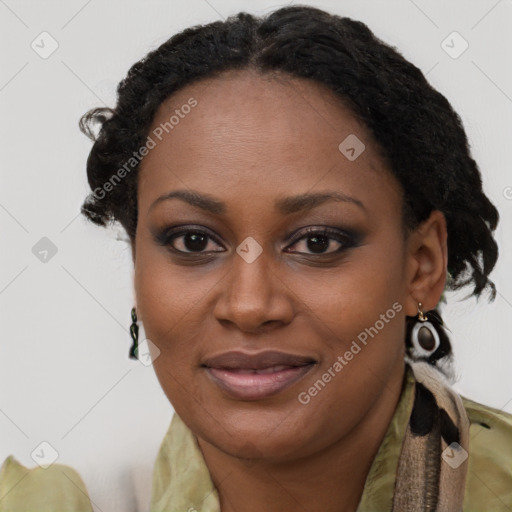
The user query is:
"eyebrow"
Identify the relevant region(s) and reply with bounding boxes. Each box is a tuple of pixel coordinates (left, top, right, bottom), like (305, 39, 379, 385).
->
(148, 189, 366, 215)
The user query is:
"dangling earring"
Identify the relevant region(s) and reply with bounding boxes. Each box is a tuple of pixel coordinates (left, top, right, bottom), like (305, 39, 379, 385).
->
(411, 302, 440, 358)
(129, 307, 139, 360)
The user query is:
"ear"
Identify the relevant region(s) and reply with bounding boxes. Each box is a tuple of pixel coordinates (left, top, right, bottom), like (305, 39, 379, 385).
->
(404, 210, 448, 317)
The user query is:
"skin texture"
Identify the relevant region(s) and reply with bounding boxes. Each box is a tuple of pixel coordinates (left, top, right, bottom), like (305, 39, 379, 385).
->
(133, 68, 448, 512)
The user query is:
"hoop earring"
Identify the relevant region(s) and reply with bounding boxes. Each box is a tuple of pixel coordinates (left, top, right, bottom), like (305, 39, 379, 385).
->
(411, 302, 440, 358)
(129, 307, 139, 360)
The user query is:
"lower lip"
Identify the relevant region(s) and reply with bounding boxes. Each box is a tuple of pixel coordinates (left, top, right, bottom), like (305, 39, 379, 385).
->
(205, 364, 315, 400)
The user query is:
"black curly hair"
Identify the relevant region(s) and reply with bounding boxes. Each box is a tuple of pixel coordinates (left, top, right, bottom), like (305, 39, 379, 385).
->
(79, 4, 499, 312)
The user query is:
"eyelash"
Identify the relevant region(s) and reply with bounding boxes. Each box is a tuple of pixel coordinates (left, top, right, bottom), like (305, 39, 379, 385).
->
(154, 225, 359, 257)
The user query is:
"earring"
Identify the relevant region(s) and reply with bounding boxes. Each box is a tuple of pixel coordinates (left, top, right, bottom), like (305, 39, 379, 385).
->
(411, 302, 440, 358)
(129, 307, 139, 360)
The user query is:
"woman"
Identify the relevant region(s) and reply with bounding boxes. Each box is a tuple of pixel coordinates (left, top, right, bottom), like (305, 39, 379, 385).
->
(1, 5, 511, 511)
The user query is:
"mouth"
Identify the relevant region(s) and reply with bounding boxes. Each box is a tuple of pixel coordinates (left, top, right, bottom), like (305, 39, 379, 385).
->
(201, 350, 317, 401)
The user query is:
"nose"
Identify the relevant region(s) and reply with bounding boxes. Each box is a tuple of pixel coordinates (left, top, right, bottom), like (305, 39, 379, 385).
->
(213, 249, 295, 333)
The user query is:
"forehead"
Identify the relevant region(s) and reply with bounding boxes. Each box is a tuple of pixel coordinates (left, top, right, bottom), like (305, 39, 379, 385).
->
(137, 68, 401, 218)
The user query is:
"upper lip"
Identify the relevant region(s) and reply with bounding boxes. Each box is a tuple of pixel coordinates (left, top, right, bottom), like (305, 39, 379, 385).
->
(202, 350, 317, 370)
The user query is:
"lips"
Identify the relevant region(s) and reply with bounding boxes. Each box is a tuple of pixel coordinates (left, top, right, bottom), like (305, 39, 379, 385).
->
(202, 350, 316, 400)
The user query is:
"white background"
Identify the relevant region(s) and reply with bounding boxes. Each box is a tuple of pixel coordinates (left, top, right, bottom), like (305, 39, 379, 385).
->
(1, 1, 511, 511)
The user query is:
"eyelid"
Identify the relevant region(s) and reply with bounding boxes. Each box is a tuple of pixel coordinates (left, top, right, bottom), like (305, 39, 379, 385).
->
(284, 226, 357, 252)
(285, 225, 355, 242)
(154, 224, 225, 250)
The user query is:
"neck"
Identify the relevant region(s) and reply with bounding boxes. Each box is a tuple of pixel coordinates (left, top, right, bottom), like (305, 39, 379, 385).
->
(196, 359, 406, 512)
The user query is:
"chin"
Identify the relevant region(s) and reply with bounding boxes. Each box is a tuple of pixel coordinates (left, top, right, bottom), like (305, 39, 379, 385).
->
(195, 408, 318, 461)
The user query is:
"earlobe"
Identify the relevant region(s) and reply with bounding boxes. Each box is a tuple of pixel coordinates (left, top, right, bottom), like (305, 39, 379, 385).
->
(404, 210, 448, 316)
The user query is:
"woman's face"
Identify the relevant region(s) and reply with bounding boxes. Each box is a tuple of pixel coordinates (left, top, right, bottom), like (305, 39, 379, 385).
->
(134, 69, 417, 461)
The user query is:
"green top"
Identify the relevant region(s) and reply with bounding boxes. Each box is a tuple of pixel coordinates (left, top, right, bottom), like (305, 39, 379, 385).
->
(1, 365, 511, 511)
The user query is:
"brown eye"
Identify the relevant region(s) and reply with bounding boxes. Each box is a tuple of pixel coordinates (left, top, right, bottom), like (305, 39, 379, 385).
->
(286, 228, 358, 255)
(155, 227, 225, 254)
(177, 232, 210, 252)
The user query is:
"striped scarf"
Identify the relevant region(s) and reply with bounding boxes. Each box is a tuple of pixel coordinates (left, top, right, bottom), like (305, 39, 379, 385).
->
(392, 360, 470, 511)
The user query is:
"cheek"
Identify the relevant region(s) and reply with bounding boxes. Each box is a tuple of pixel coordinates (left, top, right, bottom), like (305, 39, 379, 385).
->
(134, 252, 205, 408)
(305, 230, 405, 329)
(298, 230, 407, 388)
(133, 234, 224, 407)
(134, 231, 214, 338)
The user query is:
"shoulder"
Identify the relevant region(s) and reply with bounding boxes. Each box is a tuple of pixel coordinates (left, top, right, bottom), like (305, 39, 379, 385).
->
(461, 396, 512, 511)
(0, 455, 93, 511)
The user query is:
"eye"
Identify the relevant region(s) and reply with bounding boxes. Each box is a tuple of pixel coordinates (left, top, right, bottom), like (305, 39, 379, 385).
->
(285, 227, 357, 255)
(155, 227, 225, 254)
(154, 225, 359, 257)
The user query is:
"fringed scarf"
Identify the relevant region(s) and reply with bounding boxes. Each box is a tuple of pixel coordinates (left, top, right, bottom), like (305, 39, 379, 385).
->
(392, 360, 470, 511)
